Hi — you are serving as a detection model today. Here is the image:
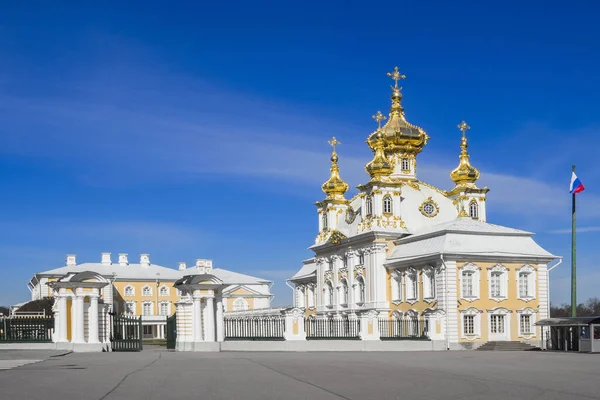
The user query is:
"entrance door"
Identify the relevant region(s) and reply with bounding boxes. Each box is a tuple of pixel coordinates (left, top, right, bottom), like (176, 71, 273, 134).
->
(489, 314, 508, 341)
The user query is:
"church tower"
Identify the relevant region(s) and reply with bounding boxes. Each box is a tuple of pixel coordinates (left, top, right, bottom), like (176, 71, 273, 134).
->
(365, 67, 429, 182)
(315, 137, 349, 244)
(447, 121, 489, 221)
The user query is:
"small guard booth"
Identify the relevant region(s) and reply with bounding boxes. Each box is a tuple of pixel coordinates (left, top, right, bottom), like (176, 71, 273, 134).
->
(536, 316, 600, 353)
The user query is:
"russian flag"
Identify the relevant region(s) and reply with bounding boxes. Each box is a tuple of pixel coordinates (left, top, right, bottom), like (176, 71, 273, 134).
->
(570, 172, 585, 194)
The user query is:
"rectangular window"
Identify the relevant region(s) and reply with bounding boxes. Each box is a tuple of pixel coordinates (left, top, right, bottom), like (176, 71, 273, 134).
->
(143, 302, 153, 316)
(519, 273, 529, 297)
(160, 302, 169, 316)
(406, 273, 417, 300)
(462, 271, 474, 297)
(491, 273, 501, 297)
(126, 302, 136, 315)
(520, 315, 532, 334)
(464, 315, 475, 335)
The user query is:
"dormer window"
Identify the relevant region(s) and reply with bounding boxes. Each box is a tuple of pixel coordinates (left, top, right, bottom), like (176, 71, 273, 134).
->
(469, 200, 479, 219)
(365, 196, 373, 216)
(401, 158, 410, 171)
(383, 195, 393, 214)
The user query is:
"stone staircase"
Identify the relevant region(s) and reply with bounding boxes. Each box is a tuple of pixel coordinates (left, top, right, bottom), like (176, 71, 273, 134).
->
(476, 341, 540, 351)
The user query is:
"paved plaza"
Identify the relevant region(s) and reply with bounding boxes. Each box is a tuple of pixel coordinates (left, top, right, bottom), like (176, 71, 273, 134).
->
(0, 348, 599, 400)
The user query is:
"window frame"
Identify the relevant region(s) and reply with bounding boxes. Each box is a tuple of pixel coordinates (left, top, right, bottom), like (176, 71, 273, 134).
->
(125, 301, 136, 315)
(159, 301, 170, 316)
(142, 285, 152, 297)
(422, 267, 436, 301)
(459, 263, 480, 301)
(405, 269, 419, 303)
(233, 297, 249, 311)
(365, 196, 373, 216)
(383, 195, 393, 215)
(391, 271, 403, 304)
(469, 200, 479, 219)
(142, 301, 153, 316)
(487, 264, 508, 301)
(460, 307, 482, 339)
(124, 285, 135, 297)
(400, 157, 410, 172)
(159, 285, 169, 297)
(516, 265, 536, 301)
(340, 279, 349, 306)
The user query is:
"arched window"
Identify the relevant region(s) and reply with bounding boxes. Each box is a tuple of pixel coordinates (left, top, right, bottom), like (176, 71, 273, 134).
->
(233, 297, 249, 311)
(355, 276, 365, 304)
(124, 285, 134, 297)
(340, 279, 349, 305)
(401, 158, 410, 171)
(365, 196, 373, 216)
(383, 195, 393, 214)
(325, 281, 334, 306)
(405, 270, 418, 301)
(469, 200, 478, 219)
(391, 271, 402, 302)
(307, 284, 315, 308)
(159, 286, 169, 296)
(322, 212, 328, 230)
(423, 268, 436, 300)
(142, 286, 152, 297)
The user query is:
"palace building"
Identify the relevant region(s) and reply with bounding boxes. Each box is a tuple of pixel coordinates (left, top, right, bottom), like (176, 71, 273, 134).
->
(289, 67, 558, 349)
(27, 253, 273, 340)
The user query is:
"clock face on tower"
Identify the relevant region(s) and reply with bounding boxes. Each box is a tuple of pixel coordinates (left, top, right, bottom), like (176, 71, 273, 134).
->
(345, 207, 356, 224)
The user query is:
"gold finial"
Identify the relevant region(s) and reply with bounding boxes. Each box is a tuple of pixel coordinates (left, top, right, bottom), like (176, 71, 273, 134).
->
(387, 66, 406, 89)
(450, 120, 480, 187)
(322, 137, 348, 200)
(372, 111, 386, 129)
(328, 136, 340, 153)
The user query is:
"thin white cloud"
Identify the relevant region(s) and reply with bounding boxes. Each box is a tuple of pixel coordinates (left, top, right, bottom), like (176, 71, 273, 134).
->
(1, 66, 599, 225)
(548, 226, 600, 234)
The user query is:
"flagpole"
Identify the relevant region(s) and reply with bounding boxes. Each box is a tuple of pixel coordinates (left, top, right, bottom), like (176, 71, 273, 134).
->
(571, 164, 577, 317)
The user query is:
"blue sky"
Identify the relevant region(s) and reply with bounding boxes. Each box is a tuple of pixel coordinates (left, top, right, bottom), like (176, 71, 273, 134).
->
(1, 1, 599, 306)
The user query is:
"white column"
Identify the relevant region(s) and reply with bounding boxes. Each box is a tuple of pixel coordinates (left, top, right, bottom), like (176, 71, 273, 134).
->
(216, 297, 224, 342)
(57, 294, 68, 342)
(346, 250, 357, 308)
(369, 243, 388, 309)
(88, 294, 100, 343)
(205, 296, 215, 342)
(74, 294, 85, 343)
(192, 295, 203, 341)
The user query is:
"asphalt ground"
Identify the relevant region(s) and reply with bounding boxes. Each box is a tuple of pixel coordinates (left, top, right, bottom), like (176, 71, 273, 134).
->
(0, 348, 598, 400)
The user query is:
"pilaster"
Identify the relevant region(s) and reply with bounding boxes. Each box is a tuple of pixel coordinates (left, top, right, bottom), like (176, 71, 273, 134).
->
(437, 260, 458, 347)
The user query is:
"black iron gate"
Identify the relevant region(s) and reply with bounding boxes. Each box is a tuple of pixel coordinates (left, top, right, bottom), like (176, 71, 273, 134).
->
(166, 313, 177, 350)
(110, 313, 143, 352)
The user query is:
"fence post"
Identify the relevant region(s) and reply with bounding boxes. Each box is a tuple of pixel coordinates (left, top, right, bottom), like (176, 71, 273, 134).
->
(360, 310, 380, 340)
(284, 308, 306, 341)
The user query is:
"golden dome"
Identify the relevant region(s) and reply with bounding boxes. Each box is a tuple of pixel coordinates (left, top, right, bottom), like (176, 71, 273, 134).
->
(450, 121, 480, 187)
(365, 112, 393, 179)
(322, 137, 349, 200)
(366, 67, 429, 155)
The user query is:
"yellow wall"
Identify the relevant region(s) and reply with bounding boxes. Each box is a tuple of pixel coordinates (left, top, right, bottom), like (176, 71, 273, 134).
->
(455, 261, 540, 343)
(386, 269, 436, 316)
(113, 280, 180, 316)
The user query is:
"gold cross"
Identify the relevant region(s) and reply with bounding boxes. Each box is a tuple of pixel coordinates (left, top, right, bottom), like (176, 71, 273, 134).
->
(328, 137, 341, 152)
(372, 111, 386, 129)
(386, 66, 406, 88)
(457, 120, 470, 138)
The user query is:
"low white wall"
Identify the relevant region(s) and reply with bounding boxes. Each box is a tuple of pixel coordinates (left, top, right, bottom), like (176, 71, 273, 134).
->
(220, 340, 445, 352)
